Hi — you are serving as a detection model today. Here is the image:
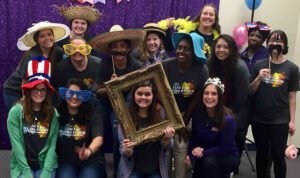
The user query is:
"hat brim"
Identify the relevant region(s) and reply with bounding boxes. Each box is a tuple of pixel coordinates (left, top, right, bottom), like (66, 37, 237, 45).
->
(17, 22, 70, 51)
(21, 80, 55, 93)
(172, 32, 206, 63)
(90, 29, 146, 53)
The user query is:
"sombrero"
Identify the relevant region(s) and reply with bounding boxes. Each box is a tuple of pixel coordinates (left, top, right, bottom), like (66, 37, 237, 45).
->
(17, 21, 70, 51)
(143, 22, 166, 37)
(58, 5, 102, 24)
(90, 25, 146, 53)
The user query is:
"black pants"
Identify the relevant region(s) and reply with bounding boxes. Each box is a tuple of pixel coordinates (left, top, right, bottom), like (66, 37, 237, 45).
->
(192, 155, 240, 178)
(252, 122, 289, 178)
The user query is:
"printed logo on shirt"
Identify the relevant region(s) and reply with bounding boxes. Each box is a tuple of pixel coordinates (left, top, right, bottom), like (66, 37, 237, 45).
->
(83, 77, 95, 90)
(23, 122, 49, 138)
(262, 72, 286, 87)
(172, 81, 195, 97)
(59, 123, 86, 140)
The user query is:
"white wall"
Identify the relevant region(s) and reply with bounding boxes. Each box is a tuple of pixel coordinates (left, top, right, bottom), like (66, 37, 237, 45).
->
(219, 0, 300, 147)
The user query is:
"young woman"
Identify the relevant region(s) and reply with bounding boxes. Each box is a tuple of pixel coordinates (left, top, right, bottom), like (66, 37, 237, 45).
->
(249, 30, 299, 178)
(118, 81, 175, 178)
(3, 21, 69, 110)
(7, 59, 59, 178)
(187, 77, 240, 178)
(207, 35, 249, 171)
(130, 23, 168, 67)
(56, 78, 105, 178)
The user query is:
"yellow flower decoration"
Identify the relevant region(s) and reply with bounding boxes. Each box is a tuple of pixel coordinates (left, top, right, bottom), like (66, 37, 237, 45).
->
(157, 19, 169, 31)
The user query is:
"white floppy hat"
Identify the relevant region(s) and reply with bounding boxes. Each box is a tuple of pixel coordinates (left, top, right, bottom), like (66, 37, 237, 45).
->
(17, 21, 70, 51)
(90, 25, 145, 53)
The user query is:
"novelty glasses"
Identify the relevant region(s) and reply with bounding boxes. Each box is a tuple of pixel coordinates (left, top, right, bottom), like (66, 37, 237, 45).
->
(59, 87, 92, 102)
(245, 22, 272, 31)
(63, 44, 92, 56)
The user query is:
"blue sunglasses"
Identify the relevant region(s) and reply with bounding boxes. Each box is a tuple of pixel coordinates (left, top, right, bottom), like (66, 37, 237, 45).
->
(59, 87, 92, 102)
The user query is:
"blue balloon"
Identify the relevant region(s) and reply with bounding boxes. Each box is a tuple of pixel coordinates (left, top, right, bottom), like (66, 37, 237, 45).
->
(245, 0, 262, 10)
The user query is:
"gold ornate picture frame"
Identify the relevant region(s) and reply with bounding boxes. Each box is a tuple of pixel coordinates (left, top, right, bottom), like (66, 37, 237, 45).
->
(104, 63, 185, 145)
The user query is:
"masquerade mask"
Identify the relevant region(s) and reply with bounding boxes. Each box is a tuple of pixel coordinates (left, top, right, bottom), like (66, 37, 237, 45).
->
(63, 44, 92, 56)
(59, 87, 92, 102)
(245, 22, 272, 31)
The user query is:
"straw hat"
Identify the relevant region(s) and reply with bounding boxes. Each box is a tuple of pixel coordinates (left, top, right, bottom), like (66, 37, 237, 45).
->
(172, 32, 206, 63)
(143, 22, 166, 37)
(90, 25, 146, 53)
(17, 21, 70, 51)
(58, 5, 102, 24)
(21, 57, 55, 93)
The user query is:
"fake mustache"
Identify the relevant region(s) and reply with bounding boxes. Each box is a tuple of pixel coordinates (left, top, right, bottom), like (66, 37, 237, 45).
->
(111, 51, 127, 56)
(268, 44, 282, 58)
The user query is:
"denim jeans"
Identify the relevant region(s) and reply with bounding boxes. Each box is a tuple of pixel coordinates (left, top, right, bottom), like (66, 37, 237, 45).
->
(18, 169, 56, 178)
(130, 171, 161, 178)
(56, 161, 105, 178)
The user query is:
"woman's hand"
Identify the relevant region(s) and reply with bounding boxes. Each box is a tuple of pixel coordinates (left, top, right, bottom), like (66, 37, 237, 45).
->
(192, 147, 204, 158)
(289, 121, 296, 135)
(163, 126, 175, 139)
(185, 155, 191, 166)
(75, 143, 93, 161)
(258, 68, 271, 80)
(122, 139, 134, 156)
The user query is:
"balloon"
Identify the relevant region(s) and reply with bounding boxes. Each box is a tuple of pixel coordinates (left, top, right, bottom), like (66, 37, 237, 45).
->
(245, 0, 262, 10)
(232, 24, 248, 48)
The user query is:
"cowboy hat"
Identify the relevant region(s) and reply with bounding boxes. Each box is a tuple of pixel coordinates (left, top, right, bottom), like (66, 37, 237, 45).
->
(21, 57, 55, 93)
(143, 22, 166, 37)
(172, 32, 206, 63)
(90, 25, 145, 53)
(17, 21, 70, 51)
(58, 5, 102, 25)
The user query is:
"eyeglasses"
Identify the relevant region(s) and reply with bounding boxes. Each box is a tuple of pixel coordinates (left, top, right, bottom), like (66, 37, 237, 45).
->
(59, 87, 92, 102)
(245, 22, 272, 31)
(31, 88, 47, 94)
(63, 44, 92, 56)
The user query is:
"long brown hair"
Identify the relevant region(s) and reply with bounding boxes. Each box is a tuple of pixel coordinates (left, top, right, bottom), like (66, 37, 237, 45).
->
(33, 29, 58, 66)
(129, 80, 163, 130)
(193, 3, 221, 34)
(21, 87, 54, 126)
(200, 83, 233, 130)
(139, 32, 166, 63)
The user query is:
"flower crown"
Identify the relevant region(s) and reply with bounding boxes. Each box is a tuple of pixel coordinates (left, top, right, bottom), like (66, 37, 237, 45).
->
(205, 77, 225, 93)
(158, 16, 198, 33)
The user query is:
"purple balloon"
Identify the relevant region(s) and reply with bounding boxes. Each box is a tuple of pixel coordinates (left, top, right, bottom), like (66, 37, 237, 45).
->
(232, 24, 248, 48)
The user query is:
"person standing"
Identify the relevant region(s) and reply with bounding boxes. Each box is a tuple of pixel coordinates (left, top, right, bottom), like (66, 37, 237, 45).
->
(250, 30, 299, 178)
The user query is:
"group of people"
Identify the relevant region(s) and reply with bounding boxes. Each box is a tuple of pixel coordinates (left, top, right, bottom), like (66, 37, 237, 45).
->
(3, 3, 299, 178)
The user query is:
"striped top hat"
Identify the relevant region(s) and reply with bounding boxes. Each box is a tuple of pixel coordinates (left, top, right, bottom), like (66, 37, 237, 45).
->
(21, 57, 55, 93)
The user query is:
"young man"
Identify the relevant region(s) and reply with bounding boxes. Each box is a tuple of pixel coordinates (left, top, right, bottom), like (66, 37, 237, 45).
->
(90, 25, 145, 178)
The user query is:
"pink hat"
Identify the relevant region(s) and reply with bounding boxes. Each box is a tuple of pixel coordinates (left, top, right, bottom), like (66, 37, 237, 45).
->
(21, 57, 55, 93)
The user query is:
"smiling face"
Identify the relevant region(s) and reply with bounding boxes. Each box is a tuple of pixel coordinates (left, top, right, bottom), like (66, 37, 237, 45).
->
(66, 84, 82, 109)
(109, 40, 131, 62)
(36, 29, 55, 50)
(70, 38, 86, 62)
(145, 33, 162, 54)
(248, 30, 264, 48)
(134, 86, 153, 110)
(199, 6, 216, 29)
(176, 37, 193, 65)
(203, 84, 218, 109)
(31, 83, 47, 105)
(71, 19, 88, 36)
(215, 38, 230, 60)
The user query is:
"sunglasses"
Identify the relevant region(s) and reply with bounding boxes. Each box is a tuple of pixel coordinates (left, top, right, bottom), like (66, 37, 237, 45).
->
(63, 44, 92, 56)
(245, 22, 272, 31)
(59, 87, 92, 102)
